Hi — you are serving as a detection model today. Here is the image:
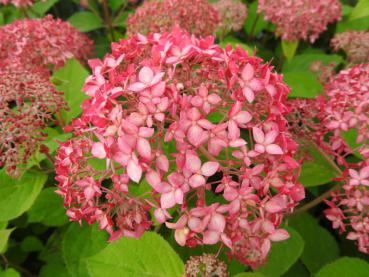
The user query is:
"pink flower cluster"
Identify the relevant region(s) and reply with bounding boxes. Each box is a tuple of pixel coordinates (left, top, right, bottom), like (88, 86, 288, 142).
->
(322, 63, 369, 253)
(258, 0, 341, 42)
(0, 15, 94, 70)
(288, 63, 369, 253)
(0, 67, 66, 177)
(0, 0, 42, 7)
(331, 31, 369, 63)
(55, 28, 303, 267)
(126, 0, 220, 37)
(213, 0, 248, 34)
(0, 15, 93, 176)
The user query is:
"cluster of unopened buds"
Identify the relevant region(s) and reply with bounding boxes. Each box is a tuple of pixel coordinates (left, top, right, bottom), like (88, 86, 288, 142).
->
(258, 0, 341, 42)
(183, 253, 228, 277)
(331, 31, 369, 64)
(126, 0, 220, 37)
(288, 63, 369, 253)
(0, 15, 93, 176)
(213, 0, 248, 35)
(55, 27, 304, 268)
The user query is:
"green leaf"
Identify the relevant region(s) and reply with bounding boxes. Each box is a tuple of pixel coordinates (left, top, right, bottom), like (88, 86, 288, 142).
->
(281, 40, 299, 61)
(284, 72, 322, 98)
(32, 0, 58, 16)
(86, 232, 184, 277)
(298, 140, 341, 187)
(62, 223, 108, 277)
(113, 10, 131, 27)
(52, 59, 90, 124)
(31, 129, 71, 167)
(109, 0, 126, 12)
(316, 257, 369, 277)
(349, 0, 369, 21)
(257, 227, 304, 277)
(0, 268, 20, 277)
(28, 187, 68, 227)
(68, 11, 104, 32)
(0, 170, 46, 222)
(20, 236, 44, 252)
(233, 273, 266, 277)
(341, 129, 363, 160)
(40, 262, 70, 277)
(282, 261, 310, 277)
(0, 228, 14, 254)
(244, 1, 268, 36)
(282, 54, 343, 73)
(289, 213, 339, 273)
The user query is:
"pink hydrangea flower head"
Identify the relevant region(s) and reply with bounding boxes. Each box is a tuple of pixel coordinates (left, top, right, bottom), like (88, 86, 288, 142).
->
(331, 31, 369, 63)
(0, 15, 94, 70)
(126, 0, 220, 37)
(258, 0, 341, 43)
(0, 67, 66, 177)
(55, 27, 302, 267)
(213, 0, 248, 34)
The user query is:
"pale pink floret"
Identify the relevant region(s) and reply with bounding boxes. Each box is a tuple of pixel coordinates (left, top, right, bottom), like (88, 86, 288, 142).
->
(250, 127, 283, 156)
(349, 167, 369, 186)
(240, 63, 264, 103)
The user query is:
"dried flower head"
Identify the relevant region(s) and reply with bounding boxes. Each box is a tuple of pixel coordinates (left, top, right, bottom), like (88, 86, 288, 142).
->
(213, 0, 247, 34)
(331, 31, 369, 63)
(55, 27, 303, 267)
(126, 0, 220, 37)
(184, 254, 228, 277)
(0, 67, 66, 177)
(0, 15, 94, 70)
(258, 0, 341, 43)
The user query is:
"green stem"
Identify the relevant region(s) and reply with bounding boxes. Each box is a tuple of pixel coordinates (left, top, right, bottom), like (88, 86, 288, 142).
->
(248, 14, 259, 43)
(102, 0, 116, 42)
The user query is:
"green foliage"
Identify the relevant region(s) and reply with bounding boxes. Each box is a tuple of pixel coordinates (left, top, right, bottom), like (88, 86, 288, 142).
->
(244, 1, 269, 36)
(281, 40, 299, 61)
(27, 187, 68, 227)
(86, 232, 184, 277)
(349, 0, 369, 21)
(284, 72, 322, 98)
(62, 223, 108, 277)
(289, 213, 339, 273)
(32, 0, 58, 16)
(0, 170, 46, 222)
(20, 236, 44, 252)
(316, 257, 369, 277)
(257, 227, 304, 277)
(341, 129, 364, 160)
(0, 228, 14, 254)
(233, 273, 266, 277)
(52, 59, 90, 124)
(282, 53, 343, 72)
(0, 268, 20, 277)
(68, 11, 104, 32)
(298, 141, 341, 187)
